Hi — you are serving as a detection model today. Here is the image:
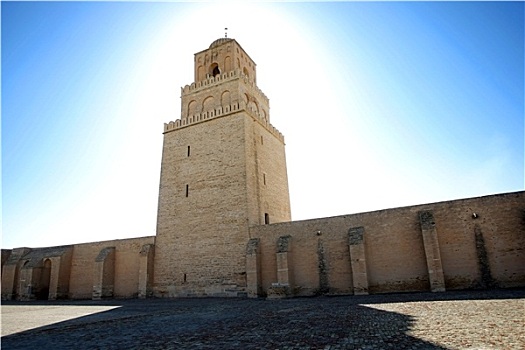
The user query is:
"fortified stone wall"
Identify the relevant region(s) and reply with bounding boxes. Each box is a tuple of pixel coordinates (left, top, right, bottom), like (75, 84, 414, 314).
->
(247, 191, 525, 298)
(2, 236, 154, 300)
(69, 236, 155, 299)
(1, 246, 73, 300)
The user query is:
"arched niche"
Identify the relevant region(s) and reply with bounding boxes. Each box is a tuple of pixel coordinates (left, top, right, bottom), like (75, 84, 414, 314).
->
(13, 260, 28, 299)
(248, 99, 259, 114)
(202, 96, 215, 113)
(38, 259, 52, 300)
(187, 100, 197, 117)
(197, 65, 205, 81)
(224, 56, 232, 72)
(221, 91, 231, 107)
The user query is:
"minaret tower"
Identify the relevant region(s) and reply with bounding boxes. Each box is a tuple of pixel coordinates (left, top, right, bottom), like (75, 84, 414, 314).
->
(153, 38, 291, 297)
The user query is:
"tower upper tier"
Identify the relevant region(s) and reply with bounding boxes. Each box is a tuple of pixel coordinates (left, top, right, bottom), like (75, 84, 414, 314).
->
(194, 38, 257, 84)
(165, 38, 282, 143)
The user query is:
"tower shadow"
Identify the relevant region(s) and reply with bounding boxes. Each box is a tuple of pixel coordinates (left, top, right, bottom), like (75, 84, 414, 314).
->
(0, 295, 460, 349)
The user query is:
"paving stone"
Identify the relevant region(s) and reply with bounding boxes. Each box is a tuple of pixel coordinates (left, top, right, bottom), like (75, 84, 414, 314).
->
(1, 289, 524, 349)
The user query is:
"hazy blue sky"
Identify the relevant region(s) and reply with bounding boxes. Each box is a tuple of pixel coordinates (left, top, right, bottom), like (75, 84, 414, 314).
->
(2, 1, 523, 248)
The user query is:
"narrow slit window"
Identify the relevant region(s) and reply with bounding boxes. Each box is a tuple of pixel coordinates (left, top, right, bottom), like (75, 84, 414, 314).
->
(261, 136, 264, 145)
(183, 273, 187, 283)
(264, 213, 270, 225)
(185, 185, 189, 197)
(263, 173, 266, 185)
(187, 146, 191, 157)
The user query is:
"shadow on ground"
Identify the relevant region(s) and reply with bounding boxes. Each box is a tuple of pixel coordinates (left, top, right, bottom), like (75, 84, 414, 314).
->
(2, 289, 524, 350)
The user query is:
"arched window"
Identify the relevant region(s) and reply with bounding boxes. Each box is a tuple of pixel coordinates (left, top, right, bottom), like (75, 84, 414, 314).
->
(209, 63, 220, 77)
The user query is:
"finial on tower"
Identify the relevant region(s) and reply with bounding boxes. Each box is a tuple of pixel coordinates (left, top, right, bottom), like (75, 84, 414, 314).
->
(225, 27, 228, 38)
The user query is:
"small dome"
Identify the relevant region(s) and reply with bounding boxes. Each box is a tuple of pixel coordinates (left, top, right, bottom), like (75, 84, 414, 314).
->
(209, 38, 233, 48)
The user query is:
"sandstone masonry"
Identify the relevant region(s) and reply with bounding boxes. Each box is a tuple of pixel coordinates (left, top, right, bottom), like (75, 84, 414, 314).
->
(2, 39, 524, 301)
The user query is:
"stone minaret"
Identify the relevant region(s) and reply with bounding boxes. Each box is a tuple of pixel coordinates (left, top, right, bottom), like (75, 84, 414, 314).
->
(153, 38, 291, 297)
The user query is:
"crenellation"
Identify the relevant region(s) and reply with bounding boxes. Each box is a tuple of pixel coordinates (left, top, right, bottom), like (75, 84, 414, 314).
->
(182, 69, 268, 105)
(164, 100, 284, 143)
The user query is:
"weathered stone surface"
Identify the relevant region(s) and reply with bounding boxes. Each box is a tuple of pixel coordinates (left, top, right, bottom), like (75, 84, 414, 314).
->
(475, 225, 496, 289)
(276, 235, 292, 253)
(348, 226, 368, 295)
(138, 244, 155, 299)
(348, 227, 365, 245)
(275, 235, 294, 292)
(418, 210, 446, 292)
(317, 238, 329, 295)
(246, 238, 261, 298)
(419, 210, 436, 230)
(92, 247, 115, 300)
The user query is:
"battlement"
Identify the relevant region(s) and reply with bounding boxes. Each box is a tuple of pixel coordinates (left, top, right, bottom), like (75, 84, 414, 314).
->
(164, 101, 284, 143)
(182, 69, 269, 105)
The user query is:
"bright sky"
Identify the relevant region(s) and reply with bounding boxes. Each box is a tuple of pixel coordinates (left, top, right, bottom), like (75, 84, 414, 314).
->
(2, 1, 523, 249)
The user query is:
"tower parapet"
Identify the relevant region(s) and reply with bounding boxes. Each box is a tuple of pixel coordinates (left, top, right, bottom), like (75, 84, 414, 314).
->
(183, 69, 269, 105)
(180, 67, 271, 128)
(164, 100, 284, 143)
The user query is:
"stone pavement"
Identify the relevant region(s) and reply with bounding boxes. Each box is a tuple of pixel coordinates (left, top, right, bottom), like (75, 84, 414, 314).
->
(1, 289, 524, 349)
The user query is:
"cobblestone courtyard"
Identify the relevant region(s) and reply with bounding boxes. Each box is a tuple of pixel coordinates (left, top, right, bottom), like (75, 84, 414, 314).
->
(2, 289, 524, 349)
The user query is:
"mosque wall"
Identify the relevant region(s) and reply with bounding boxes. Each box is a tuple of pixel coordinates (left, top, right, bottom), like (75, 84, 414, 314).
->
(2, 236, 154, 300)
(69, 236, 155, 299)
(248, 191, 525, 298)
(2, 192, 523, 301)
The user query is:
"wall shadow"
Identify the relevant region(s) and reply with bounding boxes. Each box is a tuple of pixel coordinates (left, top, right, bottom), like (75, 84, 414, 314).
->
(2, 289, 523, 349)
